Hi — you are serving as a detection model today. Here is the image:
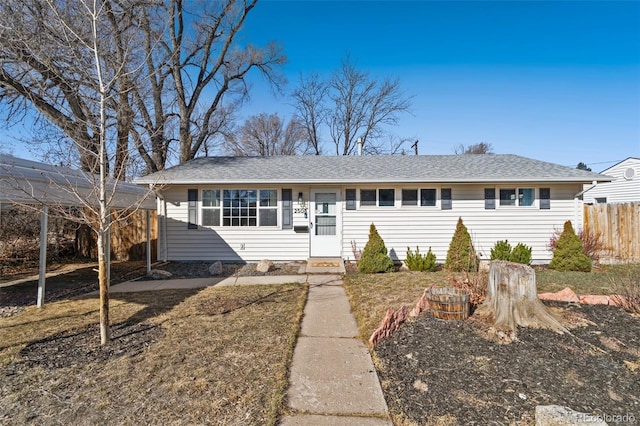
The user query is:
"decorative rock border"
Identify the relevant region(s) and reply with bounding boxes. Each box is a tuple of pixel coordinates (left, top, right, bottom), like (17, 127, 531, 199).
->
(538, 286, 623, 306)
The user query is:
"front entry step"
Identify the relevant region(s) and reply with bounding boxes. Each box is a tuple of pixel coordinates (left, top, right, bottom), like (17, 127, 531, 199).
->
(305, 257, 345, 274)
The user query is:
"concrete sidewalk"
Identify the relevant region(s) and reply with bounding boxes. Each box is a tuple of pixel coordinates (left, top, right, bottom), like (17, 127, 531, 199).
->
(106, 268, 391, 424)
(107, 274, 307, 293)
(281, 275, 391, 425)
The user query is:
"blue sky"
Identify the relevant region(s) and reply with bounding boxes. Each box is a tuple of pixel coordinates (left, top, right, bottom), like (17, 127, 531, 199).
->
(2, 0, 639, 171)
(237, 0, 640, 170)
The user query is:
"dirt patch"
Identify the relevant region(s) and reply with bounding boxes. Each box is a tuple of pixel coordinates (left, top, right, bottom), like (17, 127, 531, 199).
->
(374, 302, 640, 424)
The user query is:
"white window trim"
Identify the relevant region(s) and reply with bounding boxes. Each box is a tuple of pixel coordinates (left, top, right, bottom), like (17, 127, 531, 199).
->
(358, 188, 397, 208)
(497, 186, 537, 208)
(199, 188, 281, 228)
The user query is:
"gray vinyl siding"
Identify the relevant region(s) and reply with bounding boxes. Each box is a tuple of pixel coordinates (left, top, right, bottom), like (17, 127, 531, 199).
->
(160, 185, 309, 262)
(583, 158, 640, 204)
(341, 183, 583, 265)
(158, 182, 583, 264)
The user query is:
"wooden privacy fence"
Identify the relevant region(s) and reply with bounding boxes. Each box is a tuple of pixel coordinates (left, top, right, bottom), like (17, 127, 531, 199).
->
(583, 202, 640, 263)
(76, 209, 157, 261)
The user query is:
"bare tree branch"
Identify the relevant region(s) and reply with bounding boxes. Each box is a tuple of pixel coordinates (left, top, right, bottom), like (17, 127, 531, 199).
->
(225, 113, 309, 156)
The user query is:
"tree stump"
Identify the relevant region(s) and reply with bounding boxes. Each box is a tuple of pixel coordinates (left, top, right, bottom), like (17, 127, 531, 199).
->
(475, 260, 567, 342)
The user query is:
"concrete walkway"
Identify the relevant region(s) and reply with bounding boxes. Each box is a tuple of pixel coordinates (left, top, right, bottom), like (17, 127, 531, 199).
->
(280, 274, 391, 425)
(107, 274, 307, 293)
(106, 267, 391, 424)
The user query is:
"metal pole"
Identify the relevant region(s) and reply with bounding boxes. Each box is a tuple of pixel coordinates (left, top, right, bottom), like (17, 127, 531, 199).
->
(37, 205, 48, 308)
(146, 209, 151, 274)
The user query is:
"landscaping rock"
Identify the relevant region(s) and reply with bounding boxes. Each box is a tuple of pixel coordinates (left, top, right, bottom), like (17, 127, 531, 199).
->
(409, 289, 430, 317)
(579, 295, 611, 305)
(535, 405, 608, 425)
(208, 261, 223, 276)
(369, 305, 408, 346)
(538, 287, 580, 303)
(147, 269, 173, 280)
(256, 259, 274, 273)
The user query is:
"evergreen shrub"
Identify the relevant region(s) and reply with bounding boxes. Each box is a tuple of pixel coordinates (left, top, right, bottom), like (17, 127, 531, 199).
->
(358, 223, 395, 273)
(490, 240, 512, 261)
(405, 246, 437, 272)
(445, 217, 478, 272)
(509, 243, 532, 265)
(549, 220, 592, 272)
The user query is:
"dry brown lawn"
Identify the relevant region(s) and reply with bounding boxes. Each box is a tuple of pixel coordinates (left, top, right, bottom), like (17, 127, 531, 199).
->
(0, 283, 307, 425)
(344, 271, 450, 341)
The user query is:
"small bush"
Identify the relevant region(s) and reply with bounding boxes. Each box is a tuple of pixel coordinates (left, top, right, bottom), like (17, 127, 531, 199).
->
(509, 243, 532, 265)
(549, 221, 592, 272)
(490, 240, 512, 261)
(405, 246, 437, 272)
(548, 227, 604, 262)
(445, 217, 478, 272)
(358, 223, 394, 273)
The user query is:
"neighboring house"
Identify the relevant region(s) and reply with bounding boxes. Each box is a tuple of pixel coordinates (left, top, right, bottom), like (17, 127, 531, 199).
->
(134, 154, 611, 265)
(582, 157, 640, 204)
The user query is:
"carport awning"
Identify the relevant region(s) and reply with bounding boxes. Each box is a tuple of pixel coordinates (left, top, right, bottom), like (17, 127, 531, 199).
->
(0, 154, 156, 210)
(1, 154, 156, 308)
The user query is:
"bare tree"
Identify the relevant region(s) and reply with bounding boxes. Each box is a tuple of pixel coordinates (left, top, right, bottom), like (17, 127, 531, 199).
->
(226, 113, 309, 156)
(453, 142, 494, 155)
(0, 0, 155, 345)
(291, 55, 412, 156)
(1, 0, 286, 175)
(291, 72, 327, 155)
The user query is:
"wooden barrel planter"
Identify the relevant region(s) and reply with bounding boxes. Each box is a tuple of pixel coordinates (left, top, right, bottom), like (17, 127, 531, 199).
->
(427, 287, 470, 320)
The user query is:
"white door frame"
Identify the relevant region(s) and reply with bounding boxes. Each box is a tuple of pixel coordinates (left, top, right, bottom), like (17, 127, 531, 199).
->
(309, 189, 342, 257)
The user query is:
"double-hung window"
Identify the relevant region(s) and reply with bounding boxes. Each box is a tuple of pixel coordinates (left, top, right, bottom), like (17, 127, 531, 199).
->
(359, 189, 395, 207)
(197, 188, 278, 227)
(202, 189, 221, 226)
(402, 189, 418, 206)
(402, 188, 437, 207)
(420, 189, 437, 207)
(259, 189, 278, 226)
(499, 187, 535, 207)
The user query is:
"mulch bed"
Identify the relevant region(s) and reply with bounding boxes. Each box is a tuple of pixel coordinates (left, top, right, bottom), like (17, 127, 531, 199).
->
(7, 321, 164, 373)
(374, 302, 640, 425)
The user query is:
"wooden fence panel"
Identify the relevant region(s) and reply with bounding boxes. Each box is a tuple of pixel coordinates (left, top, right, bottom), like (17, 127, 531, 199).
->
(110, 210, 158, 261)
(583, 202, 640, 263)
(76, 209, 157, 261)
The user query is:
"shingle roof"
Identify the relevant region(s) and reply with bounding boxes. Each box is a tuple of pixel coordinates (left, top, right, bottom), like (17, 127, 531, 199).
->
(134, 154, 612, 185)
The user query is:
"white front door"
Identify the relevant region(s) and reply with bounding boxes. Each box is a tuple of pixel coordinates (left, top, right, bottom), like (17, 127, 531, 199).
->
(310, 189, 342, 257)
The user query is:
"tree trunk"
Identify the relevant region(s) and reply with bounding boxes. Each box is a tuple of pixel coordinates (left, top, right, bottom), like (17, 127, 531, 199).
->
(476, 261, 567, 342)
(98, 229, 110, 345)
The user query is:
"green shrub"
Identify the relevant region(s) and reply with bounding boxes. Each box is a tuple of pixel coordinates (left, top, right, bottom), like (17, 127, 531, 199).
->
(405, 246, 437, 272)
(445, 217, 478, 272)
(549, 221, 592, 272)
(509, 243, 532, 265)
(490, 240, 512, 261)
(358, 223, 395, 273)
